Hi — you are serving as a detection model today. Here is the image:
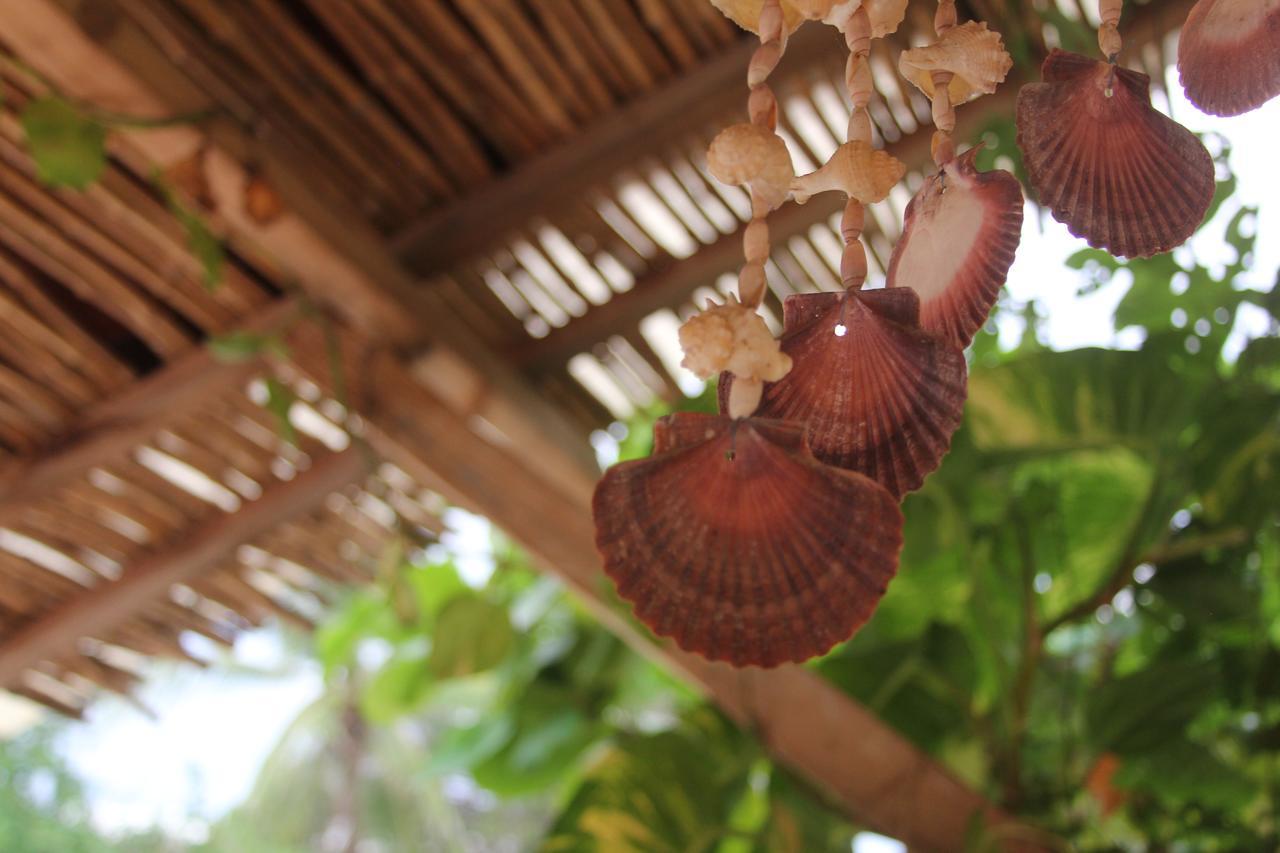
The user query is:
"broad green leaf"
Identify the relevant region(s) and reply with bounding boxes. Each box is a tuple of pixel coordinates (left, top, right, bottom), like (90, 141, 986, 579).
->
(21, 96, 106, 189)
(423, 712, 515, 776)
(1113, 741, 1256, 809)
(403, 561, 467, 628)
(361, 644, 433, 724)
(1086, 659, 1219, 754)
(1011, 449, 1153, 619)
(540, 709, 752, 851)
(473, 685, 598, 797)
(967, 346, 1203, 455)
(429, 594, 515, 680)
(314, 591, 396, 676)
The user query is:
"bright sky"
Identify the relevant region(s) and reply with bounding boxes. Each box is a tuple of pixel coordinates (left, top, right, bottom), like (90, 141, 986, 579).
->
(18, 63, 1279, 849)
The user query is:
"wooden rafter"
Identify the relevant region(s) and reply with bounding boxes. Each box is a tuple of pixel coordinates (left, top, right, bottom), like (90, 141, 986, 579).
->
(390, 23, 845, 276)
(0, 446, 365, 688)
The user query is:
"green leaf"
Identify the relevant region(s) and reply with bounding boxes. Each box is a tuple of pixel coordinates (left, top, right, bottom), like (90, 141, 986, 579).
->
(263, 376, 298, 446)
(1011, 449, 1153, 620)
(314, 591, 396, 676)
(403, 561, 468, 628)
(423, 712, 515, 776)
(967, 346, 1206, 455)
(20, 96, 106, 189)
(208, 331, 286, 363)
(540, 708, 752, 851)
(360, 644, 433, 724)
(176, 207, 225, 290)
(473, 684, 598, 797)
(429, 594, 515, 680)
(1086, 659, 1219, 754)
(1113, 741, 1256, 809)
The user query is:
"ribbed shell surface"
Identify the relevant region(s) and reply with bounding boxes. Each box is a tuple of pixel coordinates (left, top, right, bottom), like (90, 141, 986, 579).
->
(592, 413, 902, 668)
(1178, 0, 1280, 116)
(1016, 50, 1215, 258)
(731, 290, 968, 499)
(887, 149, 1023, 349)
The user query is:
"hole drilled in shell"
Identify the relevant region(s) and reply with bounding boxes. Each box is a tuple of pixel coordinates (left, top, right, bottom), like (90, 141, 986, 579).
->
(1016, 50, 1214, 259)
(592, 412, 902, 668)
(724, 289, 967, 499)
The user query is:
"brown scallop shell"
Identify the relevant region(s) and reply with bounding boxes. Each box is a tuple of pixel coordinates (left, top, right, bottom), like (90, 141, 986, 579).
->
(886, 148, 1024, 348)
(725, 289, 967, 499)
(1178, 0, 1280, 117)
(1016, 50, 1215, 259)
(593, 412, 902, 668)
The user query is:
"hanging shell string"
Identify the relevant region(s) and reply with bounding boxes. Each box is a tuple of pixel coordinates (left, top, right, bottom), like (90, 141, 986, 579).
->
(1098, 0, 1123, 61)
(930, 0, 958, 166)
(686, 0, 794, 419)
(740, 0, 785, 310)
(839, 6, 873, 291)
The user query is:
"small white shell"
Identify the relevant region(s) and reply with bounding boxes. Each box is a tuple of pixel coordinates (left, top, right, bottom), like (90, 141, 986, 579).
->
(707, 123, 795, 210)
(791, 141, 904, 204)
(899, 21, 1013, 104)
(822, 0, 908, 38)
(678, 298, 792, 387)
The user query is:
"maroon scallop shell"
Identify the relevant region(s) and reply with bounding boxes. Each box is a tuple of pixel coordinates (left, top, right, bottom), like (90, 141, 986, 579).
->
(1178, 0, 1280, 117)
(592, 412, 903, 668)
(724, 288, 967, 499)
(886, 148, 1024, 349)
(1016, 49, 1215, 259)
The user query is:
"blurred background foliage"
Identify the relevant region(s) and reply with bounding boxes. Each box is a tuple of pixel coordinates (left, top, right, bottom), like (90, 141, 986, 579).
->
(2, 105, 1277, 853)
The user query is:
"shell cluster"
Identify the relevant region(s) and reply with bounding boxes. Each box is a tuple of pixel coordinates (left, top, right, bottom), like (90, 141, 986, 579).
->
(589, 2, 1027, 668)
(590, 0, 1275, 668)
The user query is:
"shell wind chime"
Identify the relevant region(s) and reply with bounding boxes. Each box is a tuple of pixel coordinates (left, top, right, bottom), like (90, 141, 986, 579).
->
(590, 0, 1275, 667)
(592, 0, 1021, 668)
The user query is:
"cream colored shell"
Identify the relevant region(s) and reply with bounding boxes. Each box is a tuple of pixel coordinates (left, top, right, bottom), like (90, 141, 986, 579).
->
(822, 0, 908, 38)
(710, 0, 904, 37)
(707, 123, 795, 210)
(791, 141, 905, 204)
(709, 0, 806, 35)
(898, 21, 1012, 104)
(678, 299, 792, 385)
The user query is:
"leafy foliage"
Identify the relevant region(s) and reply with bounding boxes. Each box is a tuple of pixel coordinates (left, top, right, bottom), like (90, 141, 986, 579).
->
(20, 96, 107, 189)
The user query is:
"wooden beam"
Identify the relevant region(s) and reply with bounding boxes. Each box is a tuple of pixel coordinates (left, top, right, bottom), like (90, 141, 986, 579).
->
(0, 446, 364, 688)
(510, 84, 1019, 372)
(390, 24, 845, 276)
(363, 351, 1028, 851)
(0, 298, 298, 522)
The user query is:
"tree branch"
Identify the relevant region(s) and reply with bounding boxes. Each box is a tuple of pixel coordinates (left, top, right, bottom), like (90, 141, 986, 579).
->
(1042, 526, 1250, 635)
